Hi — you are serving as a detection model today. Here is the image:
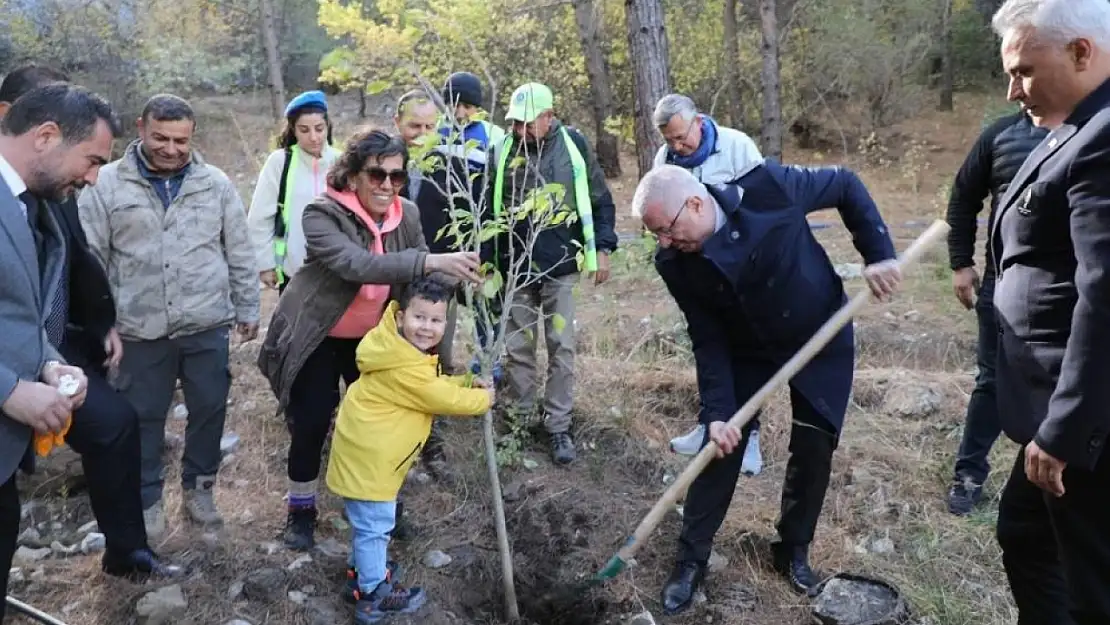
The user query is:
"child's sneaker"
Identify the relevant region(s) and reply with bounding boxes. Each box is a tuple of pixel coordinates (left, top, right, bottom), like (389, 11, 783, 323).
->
(354, 580, 427, 623)
(342, 561, 401, 604)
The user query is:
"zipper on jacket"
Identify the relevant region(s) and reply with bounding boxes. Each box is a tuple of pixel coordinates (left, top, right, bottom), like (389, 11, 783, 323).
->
(393, 441, 423, 473)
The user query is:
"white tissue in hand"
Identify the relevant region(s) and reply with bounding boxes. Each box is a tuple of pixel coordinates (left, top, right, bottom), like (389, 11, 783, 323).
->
(57, 374, 80, 397)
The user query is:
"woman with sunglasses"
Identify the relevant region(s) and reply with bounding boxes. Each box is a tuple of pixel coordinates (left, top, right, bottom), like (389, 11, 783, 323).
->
(247, 90, 342, 292)
(258, 128, 482, 551)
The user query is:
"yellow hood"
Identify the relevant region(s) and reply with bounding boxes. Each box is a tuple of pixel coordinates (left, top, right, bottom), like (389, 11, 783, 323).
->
(356, 300, 439, 374)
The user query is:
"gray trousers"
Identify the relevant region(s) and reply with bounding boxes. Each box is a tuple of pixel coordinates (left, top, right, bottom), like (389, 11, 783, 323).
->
(118, 326, 231, 508)
(503, 272, 577, 433)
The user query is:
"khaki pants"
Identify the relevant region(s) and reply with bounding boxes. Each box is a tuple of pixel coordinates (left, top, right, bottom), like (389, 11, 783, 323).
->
(503, 272, 577, 433)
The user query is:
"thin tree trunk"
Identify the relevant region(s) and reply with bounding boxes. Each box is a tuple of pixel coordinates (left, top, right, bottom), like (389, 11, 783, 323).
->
(723, 0, 746, 130)
(758, 0, 782, 159)
(938, 0, 955, 111)
(625, 0, 672, 177)
(259, 0, 286, 121)
(574, 0, 622, 178)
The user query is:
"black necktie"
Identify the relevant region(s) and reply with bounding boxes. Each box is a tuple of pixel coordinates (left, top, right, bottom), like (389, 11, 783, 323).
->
(19, 191, 68, 347)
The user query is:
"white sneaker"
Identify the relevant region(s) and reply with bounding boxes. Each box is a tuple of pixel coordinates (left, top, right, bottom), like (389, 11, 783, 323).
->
(669, 424, 705, 456)
(143, 499, 165, 543)
(741, 429, 763, 476)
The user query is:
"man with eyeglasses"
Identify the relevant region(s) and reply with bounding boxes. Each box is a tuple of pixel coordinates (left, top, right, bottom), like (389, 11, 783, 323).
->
(631, 162, 899, 612)
(78, 93, 260, 543)
(653, 93, 767, 476)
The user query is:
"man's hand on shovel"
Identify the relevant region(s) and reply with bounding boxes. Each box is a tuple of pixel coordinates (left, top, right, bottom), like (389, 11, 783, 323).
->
(863, 259, 902, 302)
(708, 422, 742, 458)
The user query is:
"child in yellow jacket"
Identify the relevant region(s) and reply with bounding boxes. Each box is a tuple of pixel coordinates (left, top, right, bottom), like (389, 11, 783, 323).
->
(326, 277, 493, 624)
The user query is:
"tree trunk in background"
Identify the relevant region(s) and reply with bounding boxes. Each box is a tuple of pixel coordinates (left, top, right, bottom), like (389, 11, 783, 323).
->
(758, 0, 782, 158)
(574, 0, 622, 178)
(938, 0, 955, 111)
(259, 0, 286, 121)
(723, 0, 746, 130)
(625, 0, 672, 177)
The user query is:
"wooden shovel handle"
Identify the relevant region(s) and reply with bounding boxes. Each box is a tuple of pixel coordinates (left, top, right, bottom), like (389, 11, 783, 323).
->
(614, 219, 951, 563)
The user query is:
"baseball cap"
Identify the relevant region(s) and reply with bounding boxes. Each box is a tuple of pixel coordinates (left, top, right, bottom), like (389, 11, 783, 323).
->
(505, 83, 554, 123)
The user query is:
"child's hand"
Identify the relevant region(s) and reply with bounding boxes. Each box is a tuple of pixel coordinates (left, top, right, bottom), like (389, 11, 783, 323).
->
(472, 376, 493, 389)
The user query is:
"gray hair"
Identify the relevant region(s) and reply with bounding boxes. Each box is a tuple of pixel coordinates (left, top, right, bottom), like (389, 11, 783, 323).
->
(992, 0, 1110, 50)
(631, 164, 710, 218)
(652, 94, 698, 128)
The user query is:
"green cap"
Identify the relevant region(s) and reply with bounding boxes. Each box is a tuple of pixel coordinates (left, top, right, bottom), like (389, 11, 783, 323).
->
(505, 82, 554, 123)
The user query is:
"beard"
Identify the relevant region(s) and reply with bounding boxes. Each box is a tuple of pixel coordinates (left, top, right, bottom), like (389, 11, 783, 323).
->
(27, 160, 82, 204)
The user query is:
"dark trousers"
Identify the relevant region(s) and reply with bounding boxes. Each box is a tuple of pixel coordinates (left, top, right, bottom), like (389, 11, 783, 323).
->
(997, 446, 1110, 625)
(119, 327, 232, 508)
(286, 336, 360, 484)
(952, 277, 1001, 484)
(0, 473, 18, 622)
(678, 387, 837, 563)
(66, 370, 148, 555)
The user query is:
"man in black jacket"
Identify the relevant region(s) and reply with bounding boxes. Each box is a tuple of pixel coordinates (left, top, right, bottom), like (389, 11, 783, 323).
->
(944, 110, 1047, 516)
(0, 65, 181, 579)
(990, 1, 1110, 623)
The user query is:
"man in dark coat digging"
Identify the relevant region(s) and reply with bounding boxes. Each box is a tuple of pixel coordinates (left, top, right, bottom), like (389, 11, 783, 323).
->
(632, 162, 901, 613)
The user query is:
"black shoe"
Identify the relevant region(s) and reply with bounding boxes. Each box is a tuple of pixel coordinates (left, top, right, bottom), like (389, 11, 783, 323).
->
(947, 478, 983, 516)
(661, 560, 706, 615)
(771, 542, 820, 594)
(551, 431, 577, 465)
(342, 560, 401, 603)
(282, 506, 317, 551)
(389, 501, 412, 541)
(102, 548, 185, 579)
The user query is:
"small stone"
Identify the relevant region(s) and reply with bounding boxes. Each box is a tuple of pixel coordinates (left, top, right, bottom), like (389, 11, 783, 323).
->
(224, 620, 252, 625)
(30, 567, 45, 581)
(329, 517, 350, 532)
(14, 546, 51, 564)
(423, 550, 452, 569)
(220, 453, 237, 468)
(662, 473, 676, 486)
(77, 520, 99, 534)
(171, 404, 188, 420)
(233, 479, 250, 488)
(50, 521, 62, 531)
(259, 541, 282, 555)
(869, 537, 895, 554)
(8, 568, 23, 584)
(314, 537, 350, 558)
(220, 432, 240, 455)
(228, 581, 244, 600)
(243, 568, 285, 602)
(629, 610, 656, 625)
(62, 601, 81, 615)
(412, 471, 431, 485)
(164, 432, 184, 451)
(694, 591, 708, 604)
(20, 500, 44, 521)
(239, 509, 255, 525)
(202, 532, 221, 549)
(135, 584, 188, 625)
(17, 527, 41, 546)
(81, 532, 106, 553)
(301, 584, 316, 594)
(287, 554, 312, 571)
(521, 458, 539, 470)
(288, 590, 307, 604)
(51, 540, 80, 557)
(708, 550, 729, 573)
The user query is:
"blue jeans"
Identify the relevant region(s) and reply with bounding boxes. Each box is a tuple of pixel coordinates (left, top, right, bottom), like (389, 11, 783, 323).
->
(345, 499, 397, 594)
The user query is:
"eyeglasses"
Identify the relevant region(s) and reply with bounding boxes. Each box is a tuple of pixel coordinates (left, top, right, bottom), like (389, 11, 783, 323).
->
(654, 198, 687, 237)
(363, 166, 408, 187)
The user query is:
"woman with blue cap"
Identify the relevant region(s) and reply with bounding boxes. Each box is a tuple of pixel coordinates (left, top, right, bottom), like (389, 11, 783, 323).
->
(248, 90, 342, 291)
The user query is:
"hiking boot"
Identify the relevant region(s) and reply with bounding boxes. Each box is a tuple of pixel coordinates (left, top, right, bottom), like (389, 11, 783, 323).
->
(670, 425, 705, 456)
(283, 506, 318, 551)
(354, 580, 427, 623)
(342, 560, 401, 604)
(741, 429, 763, 476)
(771, 542, 821, 595)
(550, 431, 577, 465)
(182, 476, 223, 527)
(947, 477, 983, 516)
(143, 500, 165, 544)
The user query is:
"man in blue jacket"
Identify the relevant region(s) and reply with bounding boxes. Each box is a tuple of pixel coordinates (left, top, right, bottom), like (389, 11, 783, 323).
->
(632, 163, 901, 612)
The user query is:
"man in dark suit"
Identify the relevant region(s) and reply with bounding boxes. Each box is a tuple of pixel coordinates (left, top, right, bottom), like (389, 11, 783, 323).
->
(943, 110, 1047, 516)
(989, 1, 1110, 623)
(632, 162, 900, 613)
(0, 65, 183, 582)
(0, 82, 116, 621)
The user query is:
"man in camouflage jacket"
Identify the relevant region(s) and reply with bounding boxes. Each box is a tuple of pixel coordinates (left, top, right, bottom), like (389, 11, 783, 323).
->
(78, 94, 260, 542)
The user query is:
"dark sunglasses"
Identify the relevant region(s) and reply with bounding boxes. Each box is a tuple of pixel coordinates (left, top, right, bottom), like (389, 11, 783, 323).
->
(362, 166, 408, 187)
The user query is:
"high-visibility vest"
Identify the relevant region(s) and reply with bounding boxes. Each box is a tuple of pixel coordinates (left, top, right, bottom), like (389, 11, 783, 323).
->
(491, 125, 597, 272)
(272, 144, 336, 284)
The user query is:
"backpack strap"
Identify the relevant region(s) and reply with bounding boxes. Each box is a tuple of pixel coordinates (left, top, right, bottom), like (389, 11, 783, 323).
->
(274, 147, 294, 239)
